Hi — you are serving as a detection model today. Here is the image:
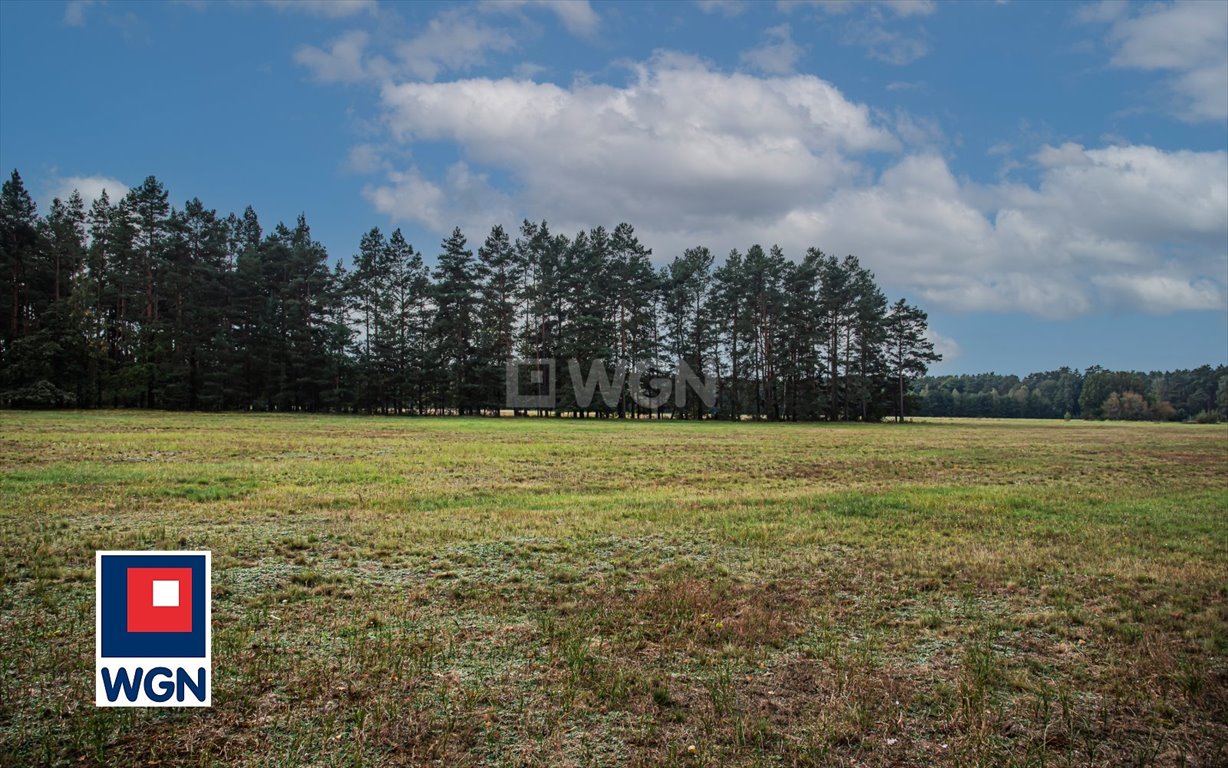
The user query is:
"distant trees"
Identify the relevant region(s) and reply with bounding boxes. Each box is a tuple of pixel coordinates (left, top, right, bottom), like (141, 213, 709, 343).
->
(0, 167, 953, 419)
(915, 365, 1228, 422)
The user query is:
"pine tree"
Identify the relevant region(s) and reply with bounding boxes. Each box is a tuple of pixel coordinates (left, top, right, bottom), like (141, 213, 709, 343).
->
(849, 258, 888, 422)
(0, 170, 42, 388)
(663, 246, 715, 418)
(281, 215, 336, 411)
(384, 229, 428, 414)
(609, 223, 656, 418)
(229, 207, 268, 409)
(349, 227, 390, 412)
(163, 198, 229, 409)
(516, 221, 567, 415)
(740, 244, 786, 419)
(432, 227, 481, 414)
(885, 298, 939, 422)
(559, 228, 614, 416)
(121, 177, 172, 407)
(778, 249, 822, 421)
(476, 224, 519, 413)
(711, 249, 751, 420)
(41, 193, 89, 402)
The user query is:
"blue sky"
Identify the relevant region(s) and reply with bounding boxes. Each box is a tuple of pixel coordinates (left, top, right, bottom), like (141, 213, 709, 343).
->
(1, 0, 1225, 375)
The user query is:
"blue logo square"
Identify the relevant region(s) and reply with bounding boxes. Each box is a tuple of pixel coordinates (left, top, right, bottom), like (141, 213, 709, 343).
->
(99, 553, 208, 658)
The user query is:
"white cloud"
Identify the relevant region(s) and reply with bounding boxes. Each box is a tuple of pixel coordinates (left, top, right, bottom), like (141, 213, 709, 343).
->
(398, 10, 516, 81)
(892, 109, 945, 150)
(1087, 0, 1228, 121)
(48, 175, 129, 211)
(837, 143, 1228, 317)
(926, 328, 960, 361)
(295, 11, 519, 84)
(879, 0, 936, 18)
(361, 54, 1225, 318)
(378, 53, 896, 230)
(741, 24, 804, 75)
(263, 0, 377, 18)
(513, 62, 546, 79)
(696, 0, 746, 16)
(780, 0, 934, 16)
(344, 143, 388, 174)
(295, 30, 372, 83)
(1093, 273, 1224, 313)
(481, 0, 599, 37)
(779, 0, 934, 63)
(1074, 1, 1128, 25)
(844, 18, 929, 65)
(64, 0, 96, 27)
(363, 167, 446, 230)
(363, 162, 513, 235)
(1002, 143, 1228, 263)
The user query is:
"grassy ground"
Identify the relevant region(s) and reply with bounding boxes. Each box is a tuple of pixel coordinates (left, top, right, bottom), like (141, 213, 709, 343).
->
(0, 411, 1225, 767)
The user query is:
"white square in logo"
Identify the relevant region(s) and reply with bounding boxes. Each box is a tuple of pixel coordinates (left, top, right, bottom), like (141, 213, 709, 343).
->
(151, 580, 180, 607)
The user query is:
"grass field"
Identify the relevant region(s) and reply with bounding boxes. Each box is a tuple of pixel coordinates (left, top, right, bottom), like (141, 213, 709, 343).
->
(0, 411, 1225, 767)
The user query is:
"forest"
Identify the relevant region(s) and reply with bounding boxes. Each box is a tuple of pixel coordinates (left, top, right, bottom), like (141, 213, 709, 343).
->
(3, 168, 1223, 423)
(0, 170, 941, 420)
(914, 366, 1228, 422)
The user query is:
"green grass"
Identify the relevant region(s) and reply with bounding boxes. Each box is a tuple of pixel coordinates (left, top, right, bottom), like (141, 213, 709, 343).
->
(0, 411, 1225, 767)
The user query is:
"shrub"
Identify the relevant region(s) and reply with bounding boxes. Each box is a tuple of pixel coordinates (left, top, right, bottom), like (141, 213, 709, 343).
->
(0, 380, 77, 409)
(1153, 400, 1177, 421)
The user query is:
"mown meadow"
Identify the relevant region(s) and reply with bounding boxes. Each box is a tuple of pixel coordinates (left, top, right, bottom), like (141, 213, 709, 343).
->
(0, 411, 1225, 767)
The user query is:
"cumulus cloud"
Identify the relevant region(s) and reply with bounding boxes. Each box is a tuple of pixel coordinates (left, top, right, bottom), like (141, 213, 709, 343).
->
(1014, 143, 1227, 248)
(376, 53, 896, 229)
(48, 175, 129, 211)
(741, 24, 805, 75)
(1094, 273, 1224, 314)
(359, 54, 1224, 319)
(1085, 0, 1228, 121)
(801, 144, 1226, 317)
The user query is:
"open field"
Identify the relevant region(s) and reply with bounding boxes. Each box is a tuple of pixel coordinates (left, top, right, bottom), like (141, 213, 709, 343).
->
(0, 412, 1225, 767)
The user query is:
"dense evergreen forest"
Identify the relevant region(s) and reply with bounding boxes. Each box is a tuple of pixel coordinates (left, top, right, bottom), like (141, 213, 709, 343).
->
(4, 169, 1223, 423)
(914, 366, 1228, 422)
(1, 170, 939, 420)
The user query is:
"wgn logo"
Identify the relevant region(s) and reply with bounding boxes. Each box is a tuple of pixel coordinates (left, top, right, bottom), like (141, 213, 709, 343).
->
(95, 551, 211, 707)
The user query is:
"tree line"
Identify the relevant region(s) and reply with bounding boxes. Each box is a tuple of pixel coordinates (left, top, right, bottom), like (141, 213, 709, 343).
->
(0, 170, 945, 419)
(914, 366, 1228, 423)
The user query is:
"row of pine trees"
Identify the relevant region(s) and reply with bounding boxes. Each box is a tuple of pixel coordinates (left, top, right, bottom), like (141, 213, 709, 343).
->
(1, 170, 940, 420)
